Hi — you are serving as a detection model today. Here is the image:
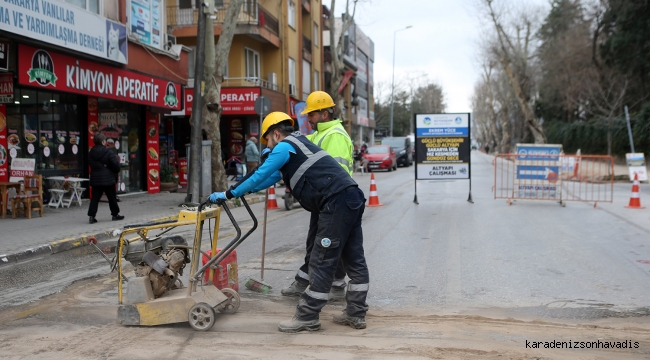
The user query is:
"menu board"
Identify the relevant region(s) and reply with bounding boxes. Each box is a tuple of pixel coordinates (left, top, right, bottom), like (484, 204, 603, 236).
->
(178, 158, 187, 187)
(229, 118, 244, 161)
(0, 104, 8, 181)
(146, 111, 160, 193)
(88, 97, 99, 148)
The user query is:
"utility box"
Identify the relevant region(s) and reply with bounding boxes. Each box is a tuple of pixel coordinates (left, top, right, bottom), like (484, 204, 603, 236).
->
(185, 140, 212, 198)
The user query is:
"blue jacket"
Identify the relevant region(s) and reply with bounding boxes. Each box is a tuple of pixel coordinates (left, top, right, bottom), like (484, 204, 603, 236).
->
(228, 133, 357, 213)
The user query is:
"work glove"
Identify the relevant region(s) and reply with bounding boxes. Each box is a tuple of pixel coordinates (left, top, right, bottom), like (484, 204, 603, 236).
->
(261, 147, 271, 161)
(208, 192, 227, 203)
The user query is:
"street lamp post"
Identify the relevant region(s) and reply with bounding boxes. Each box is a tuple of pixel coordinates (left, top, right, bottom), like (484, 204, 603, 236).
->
(389, 25, 412, 138)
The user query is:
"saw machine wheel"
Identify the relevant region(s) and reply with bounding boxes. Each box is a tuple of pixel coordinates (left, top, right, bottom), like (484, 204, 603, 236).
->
(218, 288, 240, 314)
(188, 302, 216, 331)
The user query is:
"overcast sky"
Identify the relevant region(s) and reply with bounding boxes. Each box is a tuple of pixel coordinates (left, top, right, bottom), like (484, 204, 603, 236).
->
(352, 0, 549, 113)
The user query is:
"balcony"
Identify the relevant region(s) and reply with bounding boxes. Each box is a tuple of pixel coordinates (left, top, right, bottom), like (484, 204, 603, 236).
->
(167, 0, 280, 46)
(222, 77, 279, 92)
(302, 34, 312, 63)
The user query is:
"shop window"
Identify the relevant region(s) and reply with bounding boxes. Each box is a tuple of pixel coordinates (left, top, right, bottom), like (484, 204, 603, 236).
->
(6, 88, 82, 174)
(98, 98, 144, 194)
(65, 0, 101, 14)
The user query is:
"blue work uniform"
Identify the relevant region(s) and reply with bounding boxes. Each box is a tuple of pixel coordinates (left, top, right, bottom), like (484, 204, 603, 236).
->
(227, 133, 370, 320)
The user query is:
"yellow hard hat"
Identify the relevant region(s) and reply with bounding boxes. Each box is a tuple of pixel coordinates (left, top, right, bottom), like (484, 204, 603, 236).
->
(301, 91, 335, 114)
(261, 112, 295, 144)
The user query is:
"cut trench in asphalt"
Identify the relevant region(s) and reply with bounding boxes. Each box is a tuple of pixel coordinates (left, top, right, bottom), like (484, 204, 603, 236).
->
(1, 272, 650, 360)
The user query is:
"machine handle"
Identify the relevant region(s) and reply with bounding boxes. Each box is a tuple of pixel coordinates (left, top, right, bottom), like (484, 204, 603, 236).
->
(192, 199, 241, 280)
(191, 197, 259, 281)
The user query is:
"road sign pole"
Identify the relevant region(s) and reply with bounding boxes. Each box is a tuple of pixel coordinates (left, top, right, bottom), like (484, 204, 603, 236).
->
(254, 96, 271, 156)
(413, 113, 419, 205)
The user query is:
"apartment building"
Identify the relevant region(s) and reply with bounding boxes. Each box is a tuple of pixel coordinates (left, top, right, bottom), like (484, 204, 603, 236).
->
(165, 0, 324, 161)
(0, 0, 190, 195)
(322, 11, 376, 148)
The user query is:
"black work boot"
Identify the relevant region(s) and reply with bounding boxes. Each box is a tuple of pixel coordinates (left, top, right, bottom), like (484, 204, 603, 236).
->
(89, 216, 97, 224)
(333, 310, 366, 329)
(112, 215, 125, 221)
(281, 281, 308, 296)
(278, 316, 321, 333)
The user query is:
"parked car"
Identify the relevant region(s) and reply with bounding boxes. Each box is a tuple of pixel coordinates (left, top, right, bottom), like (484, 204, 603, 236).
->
(363, 145, 397, 172)
(381, 136, 413, 167)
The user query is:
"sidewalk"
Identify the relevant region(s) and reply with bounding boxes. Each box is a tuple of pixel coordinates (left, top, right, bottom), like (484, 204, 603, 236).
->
(0, 184, 266, 266)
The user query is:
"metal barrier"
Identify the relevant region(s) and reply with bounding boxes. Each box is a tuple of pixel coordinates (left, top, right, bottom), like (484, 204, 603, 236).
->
(493, 154, 614, 206)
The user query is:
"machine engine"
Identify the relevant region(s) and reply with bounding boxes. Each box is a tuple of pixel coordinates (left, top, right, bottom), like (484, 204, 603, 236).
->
(123, 235, 190, 297)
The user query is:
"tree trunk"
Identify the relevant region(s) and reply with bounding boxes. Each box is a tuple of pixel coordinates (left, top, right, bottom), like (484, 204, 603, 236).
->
(499, 106, 511, 153)
(485, 0, 546, 144)
(500, 60, 546, 144)
(202, 0, 244, 192)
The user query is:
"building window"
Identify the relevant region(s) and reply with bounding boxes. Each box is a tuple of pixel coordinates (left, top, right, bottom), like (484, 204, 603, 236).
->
(288, 57, 296, 96)
(313, 23, 319, 47)
(245, 48, 260, 80)
(314, 70, 320, 91)
(65, 0, 100, 14)
(288, 1, 296, 29)
(302, 60, 311, 100)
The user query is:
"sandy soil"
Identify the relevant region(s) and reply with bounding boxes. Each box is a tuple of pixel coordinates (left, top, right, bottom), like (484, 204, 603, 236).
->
(0, 275, 649, 360)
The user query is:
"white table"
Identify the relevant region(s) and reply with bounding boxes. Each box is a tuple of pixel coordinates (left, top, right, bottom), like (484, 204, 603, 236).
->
(47, 177, 89, 208)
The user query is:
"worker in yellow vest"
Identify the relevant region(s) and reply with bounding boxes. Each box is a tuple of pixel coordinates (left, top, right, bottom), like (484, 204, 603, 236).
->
(281, 91, 355, 301)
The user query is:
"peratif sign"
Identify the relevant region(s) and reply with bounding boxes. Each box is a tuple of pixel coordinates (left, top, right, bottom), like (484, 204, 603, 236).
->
(17, 44, 181, 110)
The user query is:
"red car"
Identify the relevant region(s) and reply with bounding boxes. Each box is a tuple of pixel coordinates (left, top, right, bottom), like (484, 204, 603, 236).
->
(363, 145, 397, 172)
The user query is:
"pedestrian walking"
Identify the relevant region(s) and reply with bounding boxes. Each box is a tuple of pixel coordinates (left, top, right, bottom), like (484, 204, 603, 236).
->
(208, 112, 369, 332)
(245, 136, 260, 174)
(281, 90, 354, 300)
(87, 133, 124, 224)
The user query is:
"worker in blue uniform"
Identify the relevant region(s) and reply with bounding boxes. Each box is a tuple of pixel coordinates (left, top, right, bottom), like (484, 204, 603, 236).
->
(209, 112, 369, 332)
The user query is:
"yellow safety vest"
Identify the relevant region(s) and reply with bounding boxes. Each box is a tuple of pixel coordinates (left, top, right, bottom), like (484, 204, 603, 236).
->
(306, 120, 354, 176)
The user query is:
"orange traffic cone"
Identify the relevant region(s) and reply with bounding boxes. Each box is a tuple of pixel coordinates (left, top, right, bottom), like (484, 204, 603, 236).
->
(367, 173, 383, 207)
(625, 173, 645, 209)
(267, 185, 280, 210)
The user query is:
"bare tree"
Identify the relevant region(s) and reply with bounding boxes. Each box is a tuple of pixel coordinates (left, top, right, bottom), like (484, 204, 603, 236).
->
(480, 0, 546, 144)
(201, 0, 245, 192)
(583, 2, 629, 156)
(328, 0, 359, 119)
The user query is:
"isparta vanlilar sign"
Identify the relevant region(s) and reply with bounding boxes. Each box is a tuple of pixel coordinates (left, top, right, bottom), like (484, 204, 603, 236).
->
(415, 113, 471, 180)
(0, 0, 128, 64)
(18, 45, 181, 110)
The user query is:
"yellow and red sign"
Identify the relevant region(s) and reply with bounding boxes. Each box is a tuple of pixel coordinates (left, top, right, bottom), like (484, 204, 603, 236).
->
(146, 111, 160, 194)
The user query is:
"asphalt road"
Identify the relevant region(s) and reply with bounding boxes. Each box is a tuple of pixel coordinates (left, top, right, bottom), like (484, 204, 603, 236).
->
(3, 151, 650, 320)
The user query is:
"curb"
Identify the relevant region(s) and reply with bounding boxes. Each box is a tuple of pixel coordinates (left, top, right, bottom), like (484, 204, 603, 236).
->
(0, 194, 266, 267)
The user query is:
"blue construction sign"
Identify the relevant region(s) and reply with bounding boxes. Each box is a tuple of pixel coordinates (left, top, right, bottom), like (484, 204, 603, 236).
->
(516, 165, 560, 180)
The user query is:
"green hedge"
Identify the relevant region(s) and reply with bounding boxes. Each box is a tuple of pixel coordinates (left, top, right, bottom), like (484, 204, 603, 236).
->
(544, 103, 650, 156)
